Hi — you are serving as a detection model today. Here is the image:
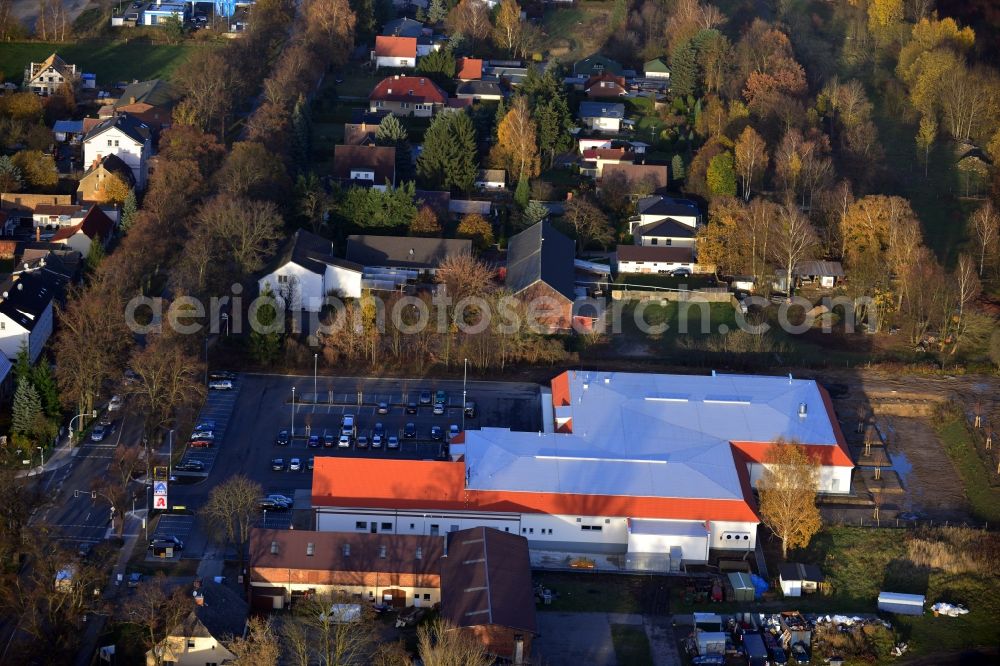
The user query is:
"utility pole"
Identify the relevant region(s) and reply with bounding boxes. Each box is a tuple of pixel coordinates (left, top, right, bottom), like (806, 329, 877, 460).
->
(168, 429, 174, 478)
(314, 353, 318, 403)
(291, 387, 296, 438)
(462, 358, 468, 432)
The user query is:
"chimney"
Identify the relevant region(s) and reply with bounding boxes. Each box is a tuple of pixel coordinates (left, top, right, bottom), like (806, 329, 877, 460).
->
(194, 594, 204, 606)
(129, 96, 136, 104)
(565, 191, 573, 202)
(798, 402, 808, 418)
(35, 227, 40, 242)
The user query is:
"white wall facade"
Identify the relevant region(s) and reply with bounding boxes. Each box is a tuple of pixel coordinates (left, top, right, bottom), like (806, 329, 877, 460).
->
(375, 55, 415, 69)
(639, 212, 698, 228)
(25, 66, 73, 96)
(83, 128, 149, 188)
(627, 530, 709, 563)
(638, 235, 696, 249)
(583, 116, 621, 133)
(149, 635, 235, 666)
(747, 461, 852, 495)
(617, 258, 693, 274)
(0, 301, 52, 363)
(250, 580, 440, 607)
(258, 264, 323, 312)
(324, 264, 362, 299)
(316, 507, 757, 561)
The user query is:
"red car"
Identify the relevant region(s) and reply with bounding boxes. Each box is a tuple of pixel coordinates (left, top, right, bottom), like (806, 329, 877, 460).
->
(189, 439, 213, 448)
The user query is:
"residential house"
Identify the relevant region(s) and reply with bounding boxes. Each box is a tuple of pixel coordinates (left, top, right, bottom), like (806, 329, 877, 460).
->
(346, 235, 471, 273)
(369, 76, 448, 117)
(343, 121, 378, 146)
(31, 204, 85, 230)
(456, 57, 483, 81)
(140, 1, 190, 26)
(381, 17, 425, 38)
(615, 245, 694, 275)
(585, 74, 627, 98)
(779, 563, 825, 597)
(50, 205, 115, 256)
(484, 64, 529, 86)
(82, 114, 152, 189)
(772, 260, 845, 293)
(22, 53, 78, 96)
(258, 229, 363, 309)
(145, 582, 246, 666)
(0, 271, 56, 362)
(456, 80, 504, 102)
(634, 196, 699, 228)
(578, 102, 625, 134)
(416, 35, 443, 57)
(77, 154, 137, 204)
(448, 199, 492, 217)
(581, 147, 634, 178)
(373, 36, 418, 69)
(439, 527, 537, 663)
(631, 218, 696, 250)
(1, 194, 74, 225)
(505, 221, 576, 331)
(475, 169, 506, 191)
(99, 79, 176, 132)
(332, 145, 396, 190)
(248, 528, 445, 612)
(601, 163, 669, 193)
(52, 120, 85, 143)
(643, 57, 671, 79)
(573, 54, 623, 77)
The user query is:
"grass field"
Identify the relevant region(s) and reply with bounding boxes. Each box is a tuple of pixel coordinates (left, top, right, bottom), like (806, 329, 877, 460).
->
(933, 408, 1000, 523)
(0, 41, 210, 86)
(610, 624, 653, 666)
(541, 2, 617, 62)
(532, 572, 669, 614)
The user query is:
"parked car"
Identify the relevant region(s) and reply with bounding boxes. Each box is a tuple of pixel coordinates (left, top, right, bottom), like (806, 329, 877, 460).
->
(308, 435, 320, 448)
(208, 379, 233, 390)
(406, 402, 418, 414)
(433, 402, 445, 415)
(418, 390, 431, 404)
(259, 497, 289, 510)
(148, 536, 183, 551)
(275, 430, 290, 446)
(356, 434, 369, 449)
(271, 457, 286, 471)
(387, 435, 399, 449)
(671, 268, 692, 277)
(338, 434, 351, 448)
(435, 390, 447, 404)
(377, 402, 389, 414)
(189, 439, 213, 448)
(90, 424, 106, 442)
(108, 395, 123, 411)
(289, 457, 302, 471)
(307, 457, 315, 470)
(191, 428, 214, 440)
(430, 426, 443, 441)
(464, 401, 477, 418)
(404, 422, 416, 438)
(209, 371, 236, 381)
(449, 424, 460, 440)
(175, 460, 205, 472)
(323, 433, 335, 448)
(371, 432, 383, 448)
(127, 572, 143, 588)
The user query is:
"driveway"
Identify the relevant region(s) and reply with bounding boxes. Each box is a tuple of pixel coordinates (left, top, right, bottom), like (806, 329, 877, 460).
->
(534, 612, 683, 666)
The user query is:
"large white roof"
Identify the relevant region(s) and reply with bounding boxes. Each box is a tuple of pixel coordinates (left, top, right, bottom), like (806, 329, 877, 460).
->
(463, 372, 839, 501)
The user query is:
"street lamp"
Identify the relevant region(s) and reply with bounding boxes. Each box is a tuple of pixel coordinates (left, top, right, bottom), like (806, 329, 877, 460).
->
(313, 354, 318, 403)
(168, 429, 174, 478)
(461, 358, 468, 433)
(222, 312, 230, 337)
(291, 387, 296, 438)
(37, 446, 44, 468)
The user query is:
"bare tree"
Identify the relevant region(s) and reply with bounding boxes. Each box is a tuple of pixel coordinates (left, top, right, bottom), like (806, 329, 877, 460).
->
(418, 617, 491, 666)
(950, 253, 982, 355)
(195, 194, 284, 276)
(201, 474, 262, 569)
(435, 254, 497, 302)
(563, 196, 613, 252)
(291, 593, 377, 666)
(757, 441, 822, 559)
(229, 616, 281, 666)
(770, 205, 819, 298)
(734, 126, 768, 202)
(970, 201, 1000, 277)
(120, 573, 192, 666)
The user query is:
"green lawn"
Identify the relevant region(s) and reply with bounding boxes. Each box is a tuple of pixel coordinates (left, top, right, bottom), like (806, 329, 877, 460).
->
(934, 409, 1000, 523)
(532, 572, 669, 614)
(0, 41, 211, 86)
(621, 300, 737, 338)
(328, 68, 383, 99)
(610, 624, 653, 666)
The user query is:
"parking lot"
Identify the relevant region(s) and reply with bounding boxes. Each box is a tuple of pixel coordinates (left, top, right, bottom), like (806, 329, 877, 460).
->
(174, 375, 242, 479)
(147, 514, 194, 560)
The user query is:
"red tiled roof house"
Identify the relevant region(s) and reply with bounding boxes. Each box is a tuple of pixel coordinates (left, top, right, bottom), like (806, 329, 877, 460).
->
(369, 75, 448, 118)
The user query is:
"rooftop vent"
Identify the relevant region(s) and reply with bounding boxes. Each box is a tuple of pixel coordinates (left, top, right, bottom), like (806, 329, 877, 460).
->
(306, 542, 315, 556)
(270, 541, 279, 555)
(798, 402, 808, 418)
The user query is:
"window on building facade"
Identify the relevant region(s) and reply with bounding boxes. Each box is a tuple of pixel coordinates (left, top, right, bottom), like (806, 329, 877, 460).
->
(355, 521, 366, 530)
(381, 522, 392, 530)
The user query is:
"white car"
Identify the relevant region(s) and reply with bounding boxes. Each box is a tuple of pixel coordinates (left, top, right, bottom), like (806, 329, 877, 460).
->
(108, 395, 123, 411)
(338, 434, 351, 448)
(289, 457, 302, 471)
(208, 379, 233, 390)
(190, 430, 214, 441)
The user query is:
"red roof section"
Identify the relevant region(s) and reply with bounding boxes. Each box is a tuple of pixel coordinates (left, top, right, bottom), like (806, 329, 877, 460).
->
(370, 76, 447, 105)
(456, 57, 483, 80)
(311, 457, 758, 522)
(582, 148, 632, 161)
(375, 35, 417, 58)
(551, 370, 571, 406)
(51, 205, 114, 242)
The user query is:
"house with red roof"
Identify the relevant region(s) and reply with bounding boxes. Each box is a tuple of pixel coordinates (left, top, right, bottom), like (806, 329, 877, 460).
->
(311, 370, 853, 567)
(50, 205, 114, 256)
(585, 73, 628, 98)
(369, 75, 448, 118)
(373, 36, 417, 69)
(456, 57, 483, 81)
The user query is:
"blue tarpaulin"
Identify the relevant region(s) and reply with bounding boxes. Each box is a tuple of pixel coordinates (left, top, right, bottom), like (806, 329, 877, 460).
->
(751, 574, 769, 600)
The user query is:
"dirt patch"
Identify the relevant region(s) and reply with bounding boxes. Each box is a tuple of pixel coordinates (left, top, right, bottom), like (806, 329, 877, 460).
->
(885, 417, 969, 519)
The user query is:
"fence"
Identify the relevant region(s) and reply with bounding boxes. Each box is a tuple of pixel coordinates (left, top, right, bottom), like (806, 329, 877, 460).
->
(610, 287, 733, 303)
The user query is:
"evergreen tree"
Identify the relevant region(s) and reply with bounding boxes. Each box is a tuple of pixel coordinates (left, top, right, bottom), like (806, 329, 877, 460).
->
(492, 98, 507, 143)
(350, 0, 377, 38)
(249, 285, 284, 366)
(120, 189, 137, 233)
(417, 49, 456, 83)
(32, 361, 61, 419)
(671, 154, 685, 182)
(450, 112, 479, 193)
(86, 238, 105, 273)
(522, 200, 549, 227)
(12, 377, 41, 436)
(706, 152, 737, 196)
(290, 96, 311, 172)
(12, 342, 31, 387)
(0, 155, 23, 193)
(376, 114, 414, 182)
(669, 40, 698, 99)
(514, 174, 530, 208)
(428, 0, 448, 23)
(417, 112, 478, 193)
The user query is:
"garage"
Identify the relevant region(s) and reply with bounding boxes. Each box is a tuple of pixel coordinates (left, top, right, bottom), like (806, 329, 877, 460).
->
(626, 519, 710, 564)
(382, 587, 408, 608)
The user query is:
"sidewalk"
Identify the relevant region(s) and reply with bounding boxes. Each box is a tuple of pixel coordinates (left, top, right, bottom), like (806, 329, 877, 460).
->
(15, 434, 78, 479)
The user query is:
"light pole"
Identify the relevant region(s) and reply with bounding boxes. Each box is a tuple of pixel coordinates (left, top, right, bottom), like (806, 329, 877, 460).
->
(68, 409, 97, 443)
(462, 358, 468, 433)
(168, 429, 174, 478)
(37, 446, 44, 469)
(291, 387, 296, 437)
(204, 336, 209, 386)
(263, 509, 267, 528)
(313, 354, 318, 402)
(222, 312, 229, 337)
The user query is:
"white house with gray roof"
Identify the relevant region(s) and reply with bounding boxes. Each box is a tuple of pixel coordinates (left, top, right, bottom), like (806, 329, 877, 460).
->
(578, 102, 625, 133)
(82, 114, 152, 188)
(259, 230, 363, 310)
